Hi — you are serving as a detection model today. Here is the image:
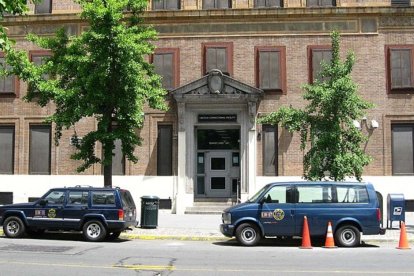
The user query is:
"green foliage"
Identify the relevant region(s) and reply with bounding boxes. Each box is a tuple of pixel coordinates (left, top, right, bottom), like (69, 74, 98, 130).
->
(0, 0, 36, 50)
(3, 0, 168, 185)
(258, 31, 374, 181)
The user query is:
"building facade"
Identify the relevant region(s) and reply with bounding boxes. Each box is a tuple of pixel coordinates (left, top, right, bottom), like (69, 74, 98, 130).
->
(1, 0, 414, 214)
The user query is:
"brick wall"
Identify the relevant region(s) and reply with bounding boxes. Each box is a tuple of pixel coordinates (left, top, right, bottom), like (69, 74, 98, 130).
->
(24, 0, 414, 13)
(2, 3, 414, 177)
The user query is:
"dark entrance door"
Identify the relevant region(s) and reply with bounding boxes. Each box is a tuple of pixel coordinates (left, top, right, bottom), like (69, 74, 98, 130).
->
(196, 128, 240, 198)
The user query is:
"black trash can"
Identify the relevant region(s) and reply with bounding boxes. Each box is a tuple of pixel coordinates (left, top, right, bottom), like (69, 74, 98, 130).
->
(140, 196, 159, 228)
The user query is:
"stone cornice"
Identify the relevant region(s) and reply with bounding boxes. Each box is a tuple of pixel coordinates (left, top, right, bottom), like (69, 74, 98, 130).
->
(2, 7, 414, 25)
(2, 6, 414, 38)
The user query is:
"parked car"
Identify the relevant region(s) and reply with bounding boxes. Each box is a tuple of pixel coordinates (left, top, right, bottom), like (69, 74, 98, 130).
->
(220, 181, 386, 247)
(0, 186, 137, 242)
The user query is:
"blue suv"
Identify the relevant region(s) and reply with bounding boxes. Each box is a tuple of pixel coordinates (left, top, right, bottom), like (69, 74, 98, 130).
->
(220, 181, 386, 247)
(0, 186, 137, 242)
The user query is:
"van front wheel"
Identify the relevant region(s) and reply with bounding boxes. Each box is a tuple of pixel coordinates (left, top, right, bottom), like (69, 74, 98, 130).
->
(335, 225, 360, 247)
(235, 223, 261, 246)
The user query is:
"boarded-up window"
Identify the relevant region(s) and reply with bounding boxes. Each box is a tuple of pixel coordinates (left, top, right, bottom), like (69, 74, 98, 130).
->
(35, 0, 52, 14)
(29, 125, 51, 175)
(391, 0, 410, 7)
(206, 48, 227, 74)
(392, 124, 414, 175)
(31, 53, 50, 80)
(30, 53, 51, 94)
(386, 46, 414, 93)
(259, 51, 281, 90)
(152, 0, 180, 10)
(311, 49, 332, 82)
(0, 126, 14, 174)
(263, 125, 277, 176)
(255, 0, 283, 8)
(112, 139, 125, 175)
(203, 0, 231, 9)
(390, 49, 412, 89)
(157, 125, 172, 176)
(0, 56, 15, 94)
(101, 139, 125, 175)
(154, 53, 173, 90)
(307, 0, 336, 7)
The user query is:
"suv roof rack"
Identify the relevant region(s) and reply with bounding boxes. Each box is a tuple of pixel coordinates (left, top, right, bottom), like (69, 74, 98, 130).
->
(73, 185, 94, 188)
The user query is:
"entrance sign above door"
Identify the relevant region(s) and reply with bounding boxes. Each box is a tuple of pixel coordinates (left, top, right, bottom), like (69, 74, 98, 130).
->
(198, 114, 237, 122)
(197, 129, 240, 150)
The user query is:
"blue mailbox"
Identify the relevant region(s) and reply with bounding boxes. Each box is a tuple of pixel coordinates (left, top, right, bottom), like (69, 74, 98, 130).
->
(387, 193, 405, 229)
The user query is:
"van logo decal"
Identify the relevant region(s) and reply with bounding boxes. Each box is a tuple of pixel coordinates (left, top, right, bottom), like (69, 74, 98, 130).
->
(273, 209, 285, 221)
(48, 208, 56, 218)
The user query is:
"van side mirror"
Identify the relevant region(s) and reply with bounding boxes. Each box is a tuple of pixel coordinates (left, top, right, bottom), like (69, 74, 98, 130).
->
(39, 199, 48, 206)
(259, 195, 271, 204)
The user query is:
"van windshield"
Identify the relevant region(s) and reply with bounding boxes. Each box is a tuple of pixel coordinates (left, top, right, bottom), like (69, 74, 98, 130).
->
(247, 184, 270, 203)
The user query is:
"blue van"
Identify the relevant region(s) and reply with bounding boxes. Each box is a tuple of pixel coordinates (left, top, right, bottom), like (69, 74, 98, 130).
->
(220, 181, 386, 247)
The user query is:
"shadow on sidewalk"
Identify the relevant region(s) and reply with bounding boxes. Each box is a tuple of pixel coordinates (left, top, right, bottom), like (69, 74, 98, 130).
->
(213, 237, 379, 248)
(0, 231, 130, 243)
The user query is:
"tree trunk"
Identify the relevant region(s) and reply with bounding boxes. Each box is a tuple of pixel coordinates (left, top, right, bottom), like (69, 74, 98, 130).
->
(103, 155, 112, 188)
(103, 120, 113, 188)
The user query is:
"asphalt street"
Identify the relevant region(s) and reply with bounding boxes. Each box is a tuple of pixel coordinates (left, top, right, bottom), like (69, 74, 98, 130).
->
(0, 234, 413, 276)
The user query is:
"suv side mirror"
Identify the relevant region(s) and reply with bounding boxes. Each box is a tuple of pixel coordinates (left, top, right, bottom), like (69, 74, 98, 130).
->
(39, 199, 48, 206)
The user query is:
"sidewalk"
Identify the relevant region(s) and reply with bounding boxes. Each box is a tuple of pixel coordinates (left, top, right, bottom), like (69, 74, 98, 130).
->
(125, 210, 414, 244)
(125, 210, 224, 241)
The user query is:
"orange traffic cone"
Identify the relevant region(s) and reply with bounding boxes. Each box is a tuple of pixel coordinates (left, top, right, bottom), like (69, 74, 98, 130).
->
(300, 216, 312, 249)
(323, 221, 337, 248)
(397, 221, 411, 250)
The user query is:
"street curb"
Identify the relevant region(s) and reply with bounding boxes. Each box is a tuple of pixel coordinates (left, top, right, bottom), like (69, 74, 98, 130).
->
(1, 229, 412, 243)
(120, 233, 230, 242)
(0, 229, 229, 242)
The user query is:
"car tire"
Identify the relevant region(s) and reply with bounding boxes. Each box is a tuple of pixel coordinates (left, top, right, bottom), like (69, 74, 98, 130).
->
(334, 225, 360, 247)
(3, 216, 26, 238)
(106, 231, 122, 241)
(82, 220, 107, 242)
(235, 223, 261, 246)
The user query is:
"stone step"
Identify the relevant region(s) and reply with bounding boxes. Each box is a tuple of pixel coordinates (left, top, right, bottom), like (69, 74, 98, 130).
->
(186, 198, 239, 214)
(185, 205, 231, 215)
(192, 202, 233, 207)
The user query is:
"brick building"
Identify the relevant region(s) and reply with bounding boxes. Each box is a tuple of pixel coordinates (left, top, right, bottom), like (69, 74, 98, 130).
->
(1, 0, 414, 214)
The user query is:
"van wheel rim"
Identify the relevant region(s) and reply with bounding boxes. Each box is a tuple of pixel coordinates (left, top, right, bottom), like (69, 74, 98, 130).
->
(241, 227, 256, 242)
(341, 229, 356, 245)
(7, 221, 19, 234)
(86, 223, 101, 238)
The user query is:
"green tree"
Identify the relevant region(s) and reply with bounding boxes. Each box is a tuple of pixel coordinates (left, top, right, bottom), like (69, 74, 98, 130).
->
(0, 0, 36, 50)
(258, 31, 373, 181)
(3, 0, 168, 187)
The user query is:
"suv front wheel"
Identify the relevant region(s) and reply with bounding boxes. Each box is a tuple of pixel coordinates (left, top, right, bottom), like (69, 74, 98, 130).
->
(3, 216, 26, 238)
(83, 220, 107, 242)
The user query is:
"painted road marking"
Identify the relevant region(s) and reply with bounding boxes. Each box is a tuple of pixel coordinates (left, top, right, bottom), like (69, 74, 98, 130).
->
(1, 261, 414, 274)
